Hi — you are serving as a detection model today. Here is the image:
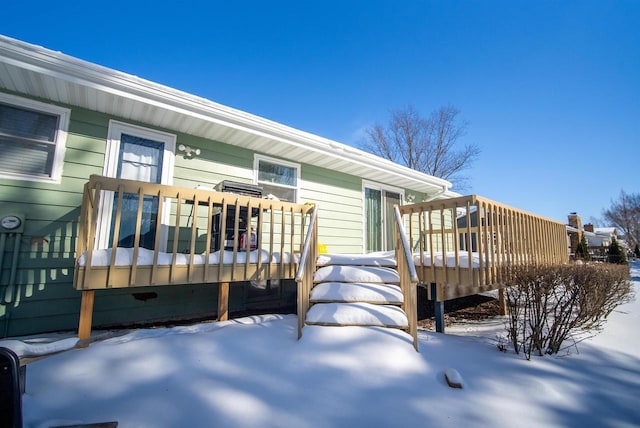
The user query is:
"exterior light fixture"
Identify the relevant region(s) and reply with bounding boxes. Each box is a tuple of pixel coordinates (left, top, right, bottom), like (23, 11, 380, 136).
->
(178, 144, 201, 157)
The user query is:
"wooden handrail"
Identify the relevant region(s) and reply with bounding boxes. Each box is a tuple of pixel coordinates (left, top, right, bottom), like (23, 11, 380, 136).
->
(394, 205, 419, 350)
(295, 204, 318, 339)
(295, 205, 318, 282)
(394, 206, 418, 283)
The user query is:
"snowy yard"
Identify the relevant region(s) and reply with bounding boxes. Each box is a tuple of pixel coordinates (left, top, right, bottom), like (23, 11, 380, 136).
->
(3, 262, 639, 428)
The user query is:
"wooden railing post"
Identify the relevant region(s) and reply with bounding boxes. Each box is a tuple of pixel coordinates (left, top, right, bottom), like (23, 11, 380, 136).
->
(295, 205, 318, 339)
(498, 288, 507, 316)
(78, 290, 95, 341)
(218, 282, 230, 321)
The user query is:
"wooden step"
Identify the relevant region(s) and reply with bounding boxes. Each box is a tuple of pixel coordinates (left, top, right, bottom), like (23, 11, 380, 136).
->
(316, 252, 397, 267)
(313, 265, 400, 284)
(305, 302, 409, 329)
(310, 282, 403, 304)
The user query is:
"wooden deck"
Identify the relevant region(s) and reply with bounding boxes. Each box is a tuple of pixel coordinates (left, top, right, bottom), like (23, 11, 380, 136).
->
(72, 177, 569, 342)
(74, 175, 314, 339)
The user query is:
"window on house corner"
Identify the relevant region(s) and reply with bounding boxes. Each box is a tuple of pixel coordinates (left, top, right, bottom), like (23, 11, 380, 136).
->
(0, 94, 70, 183)
(255, 157, 299, 202)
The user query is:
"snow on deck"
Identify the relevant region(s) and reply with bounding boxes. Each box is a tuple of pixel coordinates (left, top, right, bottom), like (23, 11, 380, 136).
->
(79, 249, 488, 269)
(77, 247, 297, 267)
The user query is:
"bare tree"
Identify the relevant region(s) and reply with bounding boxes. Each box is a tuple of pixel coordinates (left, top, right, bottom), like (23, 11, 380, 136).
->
(362, 105, 480, 190)
(603, 190, 640, 248)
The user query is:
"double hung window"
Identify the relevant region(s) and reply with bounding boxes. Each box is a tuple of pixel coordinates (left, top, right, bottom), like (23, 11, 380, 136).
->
(0, 93, 70, 183)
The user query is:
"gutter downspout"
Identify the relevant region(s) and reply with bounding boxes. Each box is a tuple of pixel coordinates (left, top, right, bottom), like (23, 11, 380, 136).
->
(421, 186, 450, 203)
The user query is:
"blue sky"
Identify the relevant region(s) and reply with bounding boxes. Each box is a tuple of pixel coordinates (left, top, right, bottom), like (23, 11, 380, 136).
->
(3, 1, 638, 224)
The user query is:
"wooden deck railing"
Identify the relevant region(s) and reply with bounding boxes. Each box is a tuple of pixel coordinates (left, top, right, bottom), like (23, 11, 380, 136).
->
(75, 175, 314, 290)
(74, 175, 314, 340)
(398, 195, 568, 300)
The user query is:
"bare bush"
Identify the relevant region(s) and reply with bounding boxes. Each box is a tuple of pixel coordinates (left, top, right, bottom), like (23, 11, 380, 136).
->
(503, 264, 632, 359)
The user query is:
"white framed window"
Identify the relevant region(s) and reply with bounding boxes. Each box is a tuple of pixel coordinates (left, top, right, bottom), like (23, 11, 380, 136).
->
(254, 155, 300, 202)
(0, 92, 70, 183)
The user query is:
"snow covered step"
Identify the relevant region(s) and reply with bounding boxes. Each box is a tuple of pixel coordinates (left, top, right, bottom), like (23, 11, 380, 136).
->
(316, 252, 397, 267)
(310, 282, 403, 305)
(314, 265, 400, 284)
(305, 302, 409, 329)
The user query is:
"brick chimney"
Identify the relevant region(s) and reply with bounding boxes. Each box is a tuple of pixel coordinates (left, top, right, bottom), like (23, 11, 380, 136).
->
(584, 223, 594, 232)
(568, 212, 583, 255)
(568, 212, 582, 230)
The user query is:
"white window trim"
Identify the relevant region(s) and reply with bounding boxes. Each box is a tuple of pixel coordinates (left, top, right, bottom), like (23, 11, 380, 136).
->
(103, 120, 176, 183)
(253, 154, 301, 203)
(362, 180, 405, 253)
(0, 92, 70, 183)
(96, 120, 176, 250)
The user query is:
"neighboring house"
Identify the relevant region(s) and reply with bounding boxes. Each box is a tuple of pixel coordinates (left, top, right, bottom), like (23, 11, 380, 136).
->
(566, 215, 626, 260)
(586, 225, 615, 245)
(591, 226, 629, 255)
(0, 35, 458, 337)
(584, 224, 616, 258)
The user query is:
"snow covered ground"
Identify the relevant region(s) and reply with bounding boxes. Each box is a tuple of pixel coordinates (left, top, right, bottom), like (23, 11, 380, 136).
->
(2, 262, 639, 428)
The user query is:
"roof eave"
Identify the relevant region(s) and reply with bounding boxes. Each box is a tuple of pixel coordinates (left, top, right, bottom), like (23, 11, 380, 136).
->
(0, 35, 452, 195)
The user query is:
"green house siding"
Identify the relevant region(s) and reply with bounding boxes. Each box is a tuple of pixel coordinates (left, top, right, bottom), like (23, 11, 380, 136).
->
(0, 94, 403, 337)
(300, 164, 363, 253)
(1, 104, 99, 336)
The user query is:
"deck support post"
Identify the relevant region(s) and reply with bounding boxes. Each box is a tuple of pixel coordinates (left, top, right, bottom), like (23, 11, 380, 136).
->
(218, 282, 229, 321)
(434, 300, 445, 333)
(430, 283, 445, 333)
(78, 290, 95, 341)
(498, 288, 507, 316)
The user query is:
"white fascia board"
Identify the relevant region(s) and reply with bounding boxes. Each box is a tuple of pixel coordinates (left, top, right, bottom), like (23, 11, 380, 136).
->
(0, 35, 452, 194)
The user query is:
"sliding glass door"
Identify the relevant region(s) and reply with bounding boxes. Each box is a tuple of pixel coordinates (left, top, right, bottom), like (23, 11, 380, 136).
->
(364, 184, 403, 253)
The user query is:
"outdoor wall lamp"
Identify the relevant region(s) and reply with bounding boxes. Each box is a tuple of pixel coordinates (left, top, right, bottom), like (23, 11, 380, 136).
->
(178, 144, 201, 157)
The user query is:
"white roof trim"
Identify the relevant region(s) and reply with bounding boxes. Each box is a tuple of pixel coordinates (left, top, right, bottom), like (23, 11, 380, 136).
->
(0, 35, 452, 195)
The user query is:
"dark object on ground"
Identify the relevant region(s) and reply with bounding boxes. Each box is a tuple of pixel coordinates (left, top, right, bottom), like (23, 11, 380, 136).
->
(445, 368, 464, 388)
(0, 347, 22, 428)
(51, 423, 118, 428)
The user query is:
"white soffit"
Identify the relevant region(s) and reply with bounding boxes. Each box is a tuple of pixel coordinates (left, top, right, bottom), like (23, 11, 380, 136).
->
(0, 35, 452, 195)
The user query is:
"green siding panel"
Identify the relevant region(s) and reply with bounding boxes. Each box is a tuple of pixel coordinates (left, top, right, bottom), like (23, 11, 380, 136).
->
(299, 164, 364, 253)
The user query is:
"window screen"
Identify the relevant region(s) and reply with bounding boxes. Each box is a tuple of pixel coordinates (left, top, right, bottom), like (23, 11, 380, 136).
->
(0, 98, 67, 182)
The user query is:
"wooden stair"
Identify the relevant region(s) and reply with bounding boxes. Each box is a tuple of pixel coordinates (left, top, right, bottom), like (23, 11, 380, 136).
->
(305, 254, 410, 331)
